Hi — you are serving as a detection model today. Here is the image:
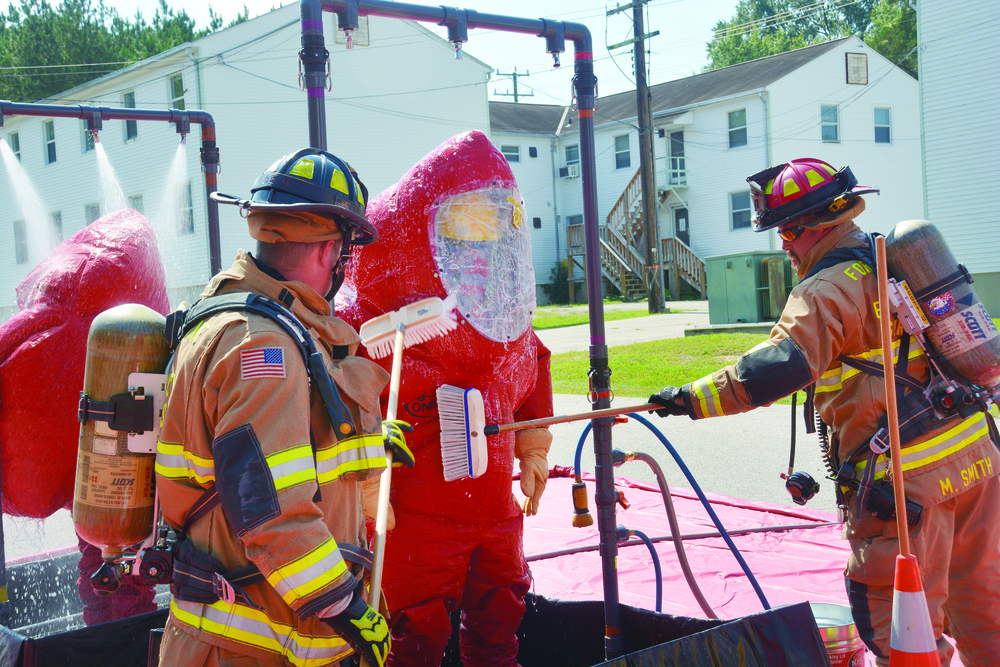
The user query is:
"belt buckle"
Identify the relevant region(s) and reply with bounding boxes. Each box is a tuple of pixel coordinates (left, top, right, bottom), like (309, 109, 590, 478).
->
(213, 572, 237, 605)
(869, 428, 890, 454)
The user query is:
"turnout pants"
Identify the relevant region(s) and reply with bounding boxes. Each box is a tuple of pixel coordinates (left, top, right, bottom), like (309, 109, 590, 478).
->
(845, 474, 1000, 666)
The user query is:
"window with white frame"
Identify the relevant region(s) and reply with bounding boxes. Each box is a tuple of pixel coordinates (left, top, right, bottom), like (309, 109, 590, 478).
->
(614, 134, 630, 169)
(128, 194, 144, 214)
(8, 131, 20, 161)
(179, 181, 194, 235)
(85, 203, 101, 225)
(169, 73, 186, 110)
(728, 109, 747, 148)
(821, 105, 839, 142)
(13, 220, 27, 263)
(122, 90, 138, 141)
(874, 107, 891, 144)
(730, 191, 752, 230)
(565, 144, 579, 165)
(668, 131, 686, 185)
(500, 145, 520, 163)
(44, 120, 56, 164)
(82, 121, 95, 153)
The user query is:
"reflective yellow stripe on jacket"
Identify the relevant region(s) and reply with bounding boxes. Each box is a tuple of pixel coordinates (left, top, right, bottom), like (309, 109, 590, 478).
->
(171, 598, 351, 667)
(816, 339, 925, 394)
(155, 442, 216, 484)
(855, 412, 988, 480)
(316, 433, 386, 483)
(690, 373, 725, 418)
(267, 537, 349, 606)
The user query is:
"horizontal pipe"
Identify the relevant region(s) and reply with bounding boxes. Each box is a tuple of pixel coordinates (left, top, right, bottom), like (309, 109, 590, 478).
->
(320, 0, 591, 51)
(0, 101, 214, 127)
(525, 521, 840, 563)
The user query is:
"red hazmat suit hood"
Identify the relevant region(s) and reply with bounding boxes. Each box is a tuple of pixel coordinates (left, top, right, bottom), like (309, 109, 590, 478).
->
(0, 209, 169, 518)
(339, 130, 538, 406)
(338, 131, 550, 520)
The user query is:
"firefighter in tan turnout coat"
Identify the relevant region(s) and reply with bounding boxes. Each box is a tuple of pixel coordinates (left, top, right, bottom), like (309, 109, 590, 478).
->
(155, 149, 412, 667)
(648, 158, 1000, 665)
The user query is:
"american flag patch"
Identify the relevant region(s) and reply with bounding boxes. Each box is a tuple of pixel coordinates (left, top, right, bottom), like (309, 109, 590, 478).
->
(241, 348, 286, 379)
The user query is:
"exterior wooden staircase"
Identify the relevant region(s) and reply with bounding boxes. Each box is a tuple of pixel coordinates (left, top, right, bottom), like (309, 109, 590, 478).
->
(565, 169, 706, 302)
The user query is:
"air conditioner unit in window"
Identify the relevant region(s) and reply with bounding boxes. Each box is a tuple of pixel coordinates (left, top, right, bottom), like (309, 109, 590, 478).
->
(564, 163, 580, 178)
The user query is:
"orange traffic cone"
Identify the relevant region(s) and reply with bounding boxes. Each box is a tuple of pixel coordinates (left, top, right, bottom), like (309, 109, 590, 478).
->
(889, 554, 941, 666)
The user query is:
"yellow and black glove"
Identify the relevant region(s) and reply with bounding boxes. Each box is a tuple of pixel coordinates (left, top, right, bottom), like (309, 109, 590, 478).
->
(321, 586, 391, 666)
(382, 420, 415, 468)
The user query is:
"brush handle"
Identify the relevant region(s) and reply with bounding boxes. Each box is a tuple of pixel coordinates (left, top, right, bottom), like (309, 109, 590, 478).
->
(483, 403, 660, 435)
(875, 236, 910, 557)
(367, 325, 405, 616)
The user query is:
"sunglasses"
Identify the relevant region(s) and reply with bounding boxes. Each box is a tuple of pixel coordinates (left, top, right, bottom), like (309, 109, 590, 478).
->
(778, 225, 806, 242)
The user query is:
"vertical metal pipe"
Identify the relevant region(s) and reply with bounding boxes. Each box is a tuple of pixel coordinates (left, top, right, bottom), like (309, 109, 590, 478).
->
(301, 0, 329, 150)
(200, 122, 222, 275)
(574, 47, 622, 661)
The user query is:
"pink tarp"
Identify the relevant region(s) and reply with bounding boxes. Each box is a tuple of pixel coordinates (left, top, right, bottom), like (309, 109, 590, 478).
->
(519, 474, 849, 620)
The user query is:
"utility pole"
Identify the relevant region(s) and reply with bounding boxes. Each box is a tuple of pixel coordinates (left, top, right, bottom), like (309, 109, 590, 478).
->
(609, 1, 664, 313)
(494, 68, 533, 102)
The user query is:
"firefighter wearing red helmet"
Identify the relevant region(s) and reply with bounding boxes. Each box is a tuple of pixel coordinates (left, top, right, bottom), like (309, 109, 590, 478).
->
(649, 158, 1000, 665)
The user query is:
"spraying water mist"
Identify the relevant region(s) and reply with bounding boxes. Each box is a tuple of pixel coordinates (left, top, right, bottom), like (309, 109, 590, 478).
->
(150, 140, 191, 269)
(94, 138, 128, 214)
(0, 136, 59, 265)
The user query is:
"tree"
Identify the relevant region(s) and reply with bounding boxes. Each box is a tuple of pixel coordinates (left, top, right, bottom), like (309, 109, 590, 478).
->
(0, 0, 248, 101)
(705, 0, 915, 77)
(866, 0, 917, 77)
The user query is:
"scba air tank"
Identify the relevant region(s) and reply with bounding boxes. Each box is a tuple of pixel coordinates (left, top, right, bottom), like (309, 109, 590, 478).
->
(885, 219, 1000, 388)
(73, 304, 170, 569)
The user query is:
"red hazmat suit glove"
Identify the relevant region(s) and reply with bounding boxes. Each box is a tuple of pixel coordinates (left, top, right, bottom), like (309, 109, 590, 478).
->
(515, 428, 552, 516)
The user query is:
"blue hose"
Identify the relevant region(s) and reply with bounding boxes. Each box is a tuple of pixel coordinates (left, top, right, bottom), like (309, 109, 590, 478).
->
(574, 414, 771, 611)
(631, 529, 662, 612)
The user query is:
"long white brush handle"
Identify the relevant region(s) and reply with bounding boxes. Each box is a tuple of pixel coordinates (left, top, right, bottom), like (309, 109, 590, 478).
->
(367, 324, 405, 614)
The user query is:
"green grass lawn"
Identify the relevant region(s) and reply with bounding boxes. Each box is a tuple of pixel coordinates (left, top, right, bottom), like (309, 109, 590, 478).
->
(532, 308, 651, 330)
(550, 332, 768, 397)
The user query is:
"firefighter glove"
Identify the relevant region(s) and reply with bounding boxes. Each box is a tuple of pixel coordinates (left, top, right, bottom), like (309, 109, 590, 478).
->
(382, 420, 415, 468)
(321, 586, 391, 667)
(649, 386, 693, 418)
(515, 428, 552, 516)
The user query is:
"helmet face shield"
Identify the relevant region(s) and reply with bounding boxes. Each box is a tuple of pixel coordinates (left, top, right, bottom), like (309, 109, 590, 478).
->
(430, 183, 535, 343)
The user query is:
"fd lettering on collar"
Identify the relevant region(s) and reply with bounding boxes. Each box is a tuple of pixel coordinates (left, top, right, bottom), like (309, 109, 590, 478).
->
(241, 348, 286, 380)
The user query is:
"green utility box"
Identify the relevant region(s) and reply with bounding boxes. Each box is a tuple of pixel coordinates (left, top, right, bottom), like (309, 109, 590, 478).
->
(706, 251, 796, 324)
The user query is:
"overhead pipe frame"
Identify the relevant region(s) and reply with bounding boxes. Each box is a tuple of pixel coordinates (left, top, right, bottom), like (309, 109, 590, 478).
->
(301, 0, 623, 659)
(0, 101, 222, 276)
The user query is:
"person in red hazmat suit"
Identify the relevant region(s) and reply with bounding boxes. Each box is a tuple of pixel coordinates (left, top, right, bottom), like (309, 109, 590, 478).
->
(0, 209, 167, 624)
(338, 130, 554, 666)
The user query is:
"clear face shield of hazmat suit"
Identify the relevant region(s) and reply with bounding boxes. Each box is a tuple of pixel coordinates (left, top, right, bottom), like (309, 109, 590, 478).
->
(337, 130, 553, 666)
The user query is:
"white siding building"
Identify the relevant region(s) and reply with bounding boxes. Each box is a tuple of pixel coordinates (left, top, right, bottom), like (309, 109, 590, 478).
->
(917, 0, 1000, 314)
(493, 37, 923, 302)
(0, 5, 492, 319)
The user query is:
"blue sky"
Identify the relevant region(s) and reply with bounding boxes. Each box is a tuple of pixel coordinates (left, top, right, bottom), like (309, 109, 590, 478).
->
(100, 0, 741, 104)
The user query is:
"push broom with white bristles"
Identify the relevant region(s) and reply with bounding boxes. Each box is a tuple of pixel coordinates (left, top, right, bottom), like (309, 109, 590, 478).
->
(357, 295, 458, 628)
